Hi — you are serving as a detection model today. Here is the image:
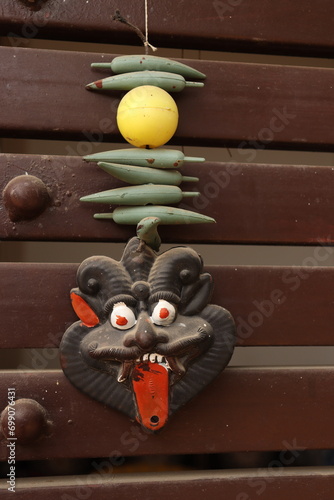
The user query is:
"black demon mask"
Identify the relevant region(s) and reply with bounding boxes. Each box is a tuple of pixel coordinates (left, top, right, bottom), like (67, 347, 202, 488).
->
(60, 237, 235, 431)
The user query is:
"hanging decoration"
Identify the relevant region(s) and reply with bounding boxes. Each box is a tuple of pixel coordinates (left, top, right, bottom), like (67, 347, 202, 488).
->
(59, 3, 236, 432)
(81, 52, 208, 226)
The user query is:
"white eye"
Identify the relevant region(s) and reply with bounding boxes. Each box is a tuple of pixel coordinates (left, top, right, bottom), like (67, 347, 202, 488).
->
(110, 302, 136, 330)
(151, 300, 176, 326)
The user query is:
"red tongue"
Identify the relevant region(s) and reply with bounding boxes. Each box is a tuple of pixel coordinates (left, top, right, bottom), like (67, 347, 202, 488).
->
(132, 361, 169, 431)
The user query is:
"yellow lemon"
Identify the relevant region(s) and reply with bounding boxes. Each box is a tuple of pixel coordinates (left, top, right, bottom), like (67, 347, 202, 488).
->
(116, 85, 179, 148)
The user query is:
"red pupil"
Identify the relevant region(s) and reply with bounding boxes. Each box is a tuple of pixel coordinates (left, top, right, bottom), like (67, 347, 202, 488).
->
(159, 308, 169, 319)
(116, 315, 128, 326)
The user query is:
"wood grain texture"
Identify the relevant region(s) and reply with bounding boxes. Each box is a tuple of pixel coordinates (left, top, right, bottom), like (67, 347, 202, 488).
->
(0, 367, 333, 460)
(1, 0, 334, 56)
(2, 154, 334, 244)
(1, 47, 334, 150)
(1, 264, 334, 348)
(3, 469, 334, 500)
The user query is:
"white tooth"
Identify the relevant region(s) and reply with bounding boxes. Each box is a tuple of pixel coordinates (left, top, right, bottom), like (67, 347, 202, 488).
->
(148, 353, 155, 362)
(156, 355, 163, 363)
(143, 353, 149, 362)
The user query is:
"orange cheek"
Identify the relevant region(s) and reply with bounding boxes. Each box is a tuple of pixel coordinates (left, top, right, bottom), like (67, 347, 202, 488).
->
(70, 292, 99, 327)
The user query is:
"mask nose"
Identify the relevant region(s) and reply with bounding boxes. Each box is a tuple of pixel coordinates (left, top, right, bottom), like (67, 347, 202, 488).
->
(124, 312, 167, 351)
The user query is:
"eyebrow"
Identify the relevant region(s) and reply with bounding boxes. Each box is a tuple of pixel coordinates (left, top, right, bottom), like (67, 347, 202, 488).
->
(104, 294, 137, 313)
(149, 291, 180, 305)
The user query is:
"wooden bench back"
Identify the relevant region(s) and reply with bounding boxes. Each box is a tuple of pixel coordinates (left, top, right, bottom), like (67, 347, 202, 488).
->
(1, 1, 334, 497)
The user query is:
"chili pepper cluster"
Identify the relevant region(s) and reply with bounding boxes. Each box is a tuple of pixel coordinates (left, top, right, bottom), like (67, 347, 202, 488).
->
(82, 54, 214, 249)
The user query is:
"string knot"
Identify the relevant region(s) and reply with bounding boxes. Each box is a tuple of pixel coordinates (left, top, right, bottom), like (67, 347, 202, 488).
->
(144, 41, 158, 52)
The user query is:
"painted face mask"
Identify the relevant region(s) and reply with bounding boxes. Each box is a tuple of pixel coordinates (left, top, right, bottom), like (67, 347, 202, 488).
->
(60, 237, 235, 432)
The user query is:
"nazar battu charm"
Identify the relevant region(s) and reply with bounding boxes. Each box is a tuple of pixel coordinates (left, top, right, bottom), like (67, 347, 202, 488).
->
(83, 51, 208, 234)
(82, 54, 210, 237)
(59, 47, 236, 433)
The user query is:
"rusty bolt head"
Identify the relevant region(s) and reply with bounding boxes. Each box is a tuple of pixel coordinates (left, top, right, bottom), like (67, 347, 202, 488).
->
(3, 174, 50, 222)
(1, 399, 52, 445)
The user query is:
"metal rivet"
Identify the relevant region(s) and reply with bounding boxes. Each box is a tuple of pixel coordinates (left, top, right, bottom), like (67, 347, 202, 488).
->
(0, 399, 52, 445)
(3, 174, 50, 222)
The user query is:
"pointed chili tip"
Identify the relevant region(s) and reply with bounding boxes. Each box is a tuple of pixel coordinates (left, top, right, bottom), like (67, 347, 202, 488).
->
(86, 80, 104, 90)
(79, 194, 91, 202)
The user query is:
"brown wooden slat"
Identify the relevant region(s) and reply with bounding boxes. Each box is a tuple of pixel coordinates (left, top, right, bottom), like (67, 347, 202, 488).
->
(1, 264, 334, 349)
(1, 47, 334, 150)
(2, 469, 334, 500)
(2, 154, 334, 244)
(1, 0, 334, 57)
(0, 367, 333, 460)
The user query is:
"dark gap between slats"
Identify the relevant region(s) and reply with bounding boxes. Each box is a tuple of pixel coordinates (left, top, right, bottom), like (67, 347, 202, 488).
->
(0, 449, 331, 479)
(4, 38, 334, 68)
(2, 139, 334, 166)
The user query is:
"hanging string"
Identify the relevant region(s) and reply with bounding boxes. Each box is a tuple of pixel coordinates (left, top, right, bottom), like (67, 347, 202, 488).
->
(144, 0, 157, 53)
(112, 2, 157, 54)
